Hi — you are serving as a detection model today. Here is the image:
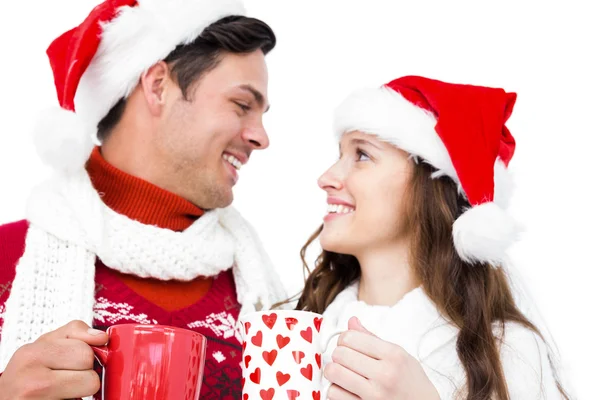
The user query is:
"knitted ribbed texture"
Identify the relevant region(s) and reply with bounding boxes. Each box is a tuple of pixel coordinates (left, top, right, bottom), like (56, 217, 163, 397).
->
(0, 222, 248, 399)
(0, 168, 286, 374)
(86, 147, 204, 231)
(85, 146, 212, 309)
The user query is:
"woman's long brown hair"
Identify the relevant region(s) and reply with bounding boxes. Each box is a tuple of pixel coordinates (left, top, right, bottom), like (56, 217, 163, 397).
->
(295, 159, 569, 400)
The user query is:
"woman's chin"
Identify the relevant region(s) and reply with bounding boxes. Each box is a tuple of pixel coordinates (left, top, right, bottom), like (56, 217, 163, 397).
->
(319, 234, 354, 256)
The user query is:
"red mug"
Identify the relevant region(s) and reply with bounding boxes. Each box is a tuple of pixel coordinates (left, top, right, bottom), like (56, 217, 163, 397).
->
(91, 324, 207, 400)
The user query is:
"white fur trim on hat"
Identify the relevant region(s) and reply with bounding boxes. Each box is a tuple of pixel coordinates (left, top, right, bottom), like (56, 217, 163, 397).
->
(35, 0, 245, 173)
(75, 0, 246, 131)
(333, 86, 520, 265)
(333, 85, 515, 206)
(334, 86, 457, 181)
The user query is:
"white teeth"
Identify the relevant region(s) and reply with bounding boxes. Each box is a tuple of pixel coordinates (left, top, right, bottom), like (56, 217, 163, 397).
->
(223, 154, 242, 170)
(326, 204, 355, 214)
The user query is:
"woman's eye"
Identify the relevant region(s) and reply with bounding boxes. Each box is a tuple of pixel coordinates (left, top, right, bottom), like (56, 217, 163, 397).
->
(357, 149, 370, 161)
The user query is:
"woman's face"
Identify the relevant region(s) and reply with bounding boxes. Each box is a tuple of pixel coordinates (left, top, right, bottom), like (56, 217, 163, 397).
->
(318, 131, 414, 256)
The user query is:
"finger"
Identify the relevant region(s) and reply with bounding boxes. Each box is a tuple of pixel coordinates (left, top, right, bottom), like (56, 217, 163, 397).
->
(324, 361, 370, 399)
(36, 338, 96, 371)
(327, 383, 361, 400)
(48, 369, 101, 399)
(331, 343, 381, 380)
(347, 317, 375, 336)
(37, 320, 108, 346)
(337, 329, 405, 360)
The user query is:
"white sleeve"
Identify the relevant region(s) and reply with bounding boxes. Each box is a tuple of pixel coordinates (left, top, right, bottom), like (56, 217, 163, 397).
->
(499, 323, 564, 400)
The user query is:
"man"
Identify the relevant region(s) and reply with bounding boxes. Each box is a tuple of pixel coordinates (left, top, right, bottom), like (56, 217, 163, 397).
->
(0, 0, 286, 398)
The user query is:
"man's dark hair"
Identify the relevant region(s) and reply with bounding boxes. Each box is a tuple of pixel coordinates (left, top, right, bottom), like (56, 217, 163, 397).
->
(96, 15, 276, 142)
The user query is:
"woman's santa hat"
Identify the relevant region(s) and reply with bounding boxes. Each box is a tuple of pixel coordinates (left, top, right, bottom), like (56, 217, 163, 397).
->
(34, 0, 245, 173)
(333, 76, 520, 266)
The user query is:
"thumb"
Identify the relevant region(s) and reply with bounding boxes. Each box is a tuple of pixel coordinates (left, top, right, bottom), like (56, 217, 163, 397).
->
(40, 320, 108, 346)
(347, 317, 375, 336)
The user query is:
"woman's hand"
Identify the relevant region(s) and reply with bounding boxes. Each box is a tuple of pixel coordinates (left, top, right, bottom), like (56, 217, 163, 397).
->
(324, 317, 440, 400)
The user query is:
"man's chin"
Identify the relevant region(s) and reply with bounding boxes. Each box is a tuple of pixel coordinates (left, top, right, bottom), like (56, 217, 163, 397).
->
(203, 190, 234, 210)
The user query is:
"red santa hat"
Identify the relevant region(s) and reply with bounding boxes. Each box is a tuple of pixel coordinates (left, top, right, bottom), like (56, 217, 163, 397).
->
(333, 76, 520, 266)
(34, 0, 246, 173)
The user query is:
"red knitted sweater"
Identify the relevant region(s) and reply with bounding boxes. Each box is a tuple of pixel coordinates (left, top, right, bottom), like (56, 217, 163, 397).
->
(0, 148, 243, 399)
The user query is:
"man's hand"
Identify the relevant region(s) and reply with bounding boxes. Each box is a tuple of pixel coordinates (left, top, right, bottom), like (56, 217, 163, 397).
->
(0, 320, 108, 400)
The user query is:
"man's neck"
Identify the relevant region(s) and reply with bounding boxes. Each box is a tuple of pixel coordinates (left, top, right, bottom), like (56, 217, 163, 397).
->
(86, 146, 203, 231)
(86, 146, 213, 310)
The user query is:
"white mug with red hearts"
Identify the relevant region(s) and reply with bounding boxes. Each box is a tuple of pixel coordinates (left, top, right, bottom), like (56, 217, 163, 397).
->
(239, 310, 339, 400)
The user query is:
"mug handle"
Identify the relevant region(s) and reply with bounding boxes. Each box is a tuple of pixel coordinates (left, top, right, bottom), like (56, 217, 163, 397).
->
(322, 330, 343, 352)
(90, 345, 109, 366)
(321, 330, 345, 398)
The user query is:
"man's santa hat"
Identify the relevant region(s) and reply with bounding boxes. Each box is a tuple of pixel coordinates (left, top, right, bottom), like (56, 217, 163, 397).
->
(333, 76, 520, 266)
(35, 0, 245, 173)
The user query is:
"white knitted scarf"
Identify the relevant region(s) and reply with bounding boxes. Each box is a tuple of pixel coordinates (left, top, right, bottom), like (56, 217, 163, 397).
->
(0, 169, 286, 372)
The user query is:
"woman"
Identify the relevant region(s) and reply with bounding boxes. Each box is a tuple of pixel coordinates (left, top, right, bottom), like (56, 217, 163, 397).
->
(296, 76, 568, 399)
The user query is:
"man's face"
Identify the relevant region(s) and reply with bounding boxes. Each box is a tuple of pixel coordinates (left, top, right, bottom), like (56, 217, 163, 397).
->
(155, 49, 270, 209)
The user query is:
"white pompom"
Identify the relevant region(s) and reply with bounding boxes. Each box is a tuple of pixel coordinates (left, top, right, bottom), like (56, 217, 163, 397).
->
(33, 107, 95, 174)
(452, 202, 522, 267)
(493, 160, 515, 210)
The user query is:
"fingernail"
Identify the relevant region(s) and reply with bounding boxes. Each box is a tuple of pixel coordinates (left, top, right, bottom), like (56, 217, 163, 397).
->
(88, 328, 105, 336)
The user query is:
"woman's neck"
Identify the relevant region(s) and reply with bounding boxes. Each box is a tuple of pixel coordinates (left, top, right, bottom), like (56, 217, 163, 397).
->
(356, 241, 419, 306)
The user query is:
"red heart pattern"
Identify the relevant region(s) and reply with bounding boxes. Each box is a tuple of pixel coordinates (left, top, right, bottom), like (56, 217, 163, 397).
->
(300, 327, 313, 343)
(262, 313, 278, 329)
(251, 331, 263, 347)
(285, 317, 299, 330)
(262, 349, 278, 366)
(301, 364, 313, 381)
(314, 317, 323, 332)
(250, 367, 261, 384)
(276, 371, 291, 386)
(242, 313, 330, 397)
(292, 351, 305, 364)
(260, 388, 275, 400)
(277, 334, 291, 349)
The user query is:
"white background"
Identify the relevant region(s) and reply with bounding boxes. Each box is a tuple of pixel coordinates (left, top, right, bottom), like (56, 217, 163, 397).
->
(0, 1, 598, 398)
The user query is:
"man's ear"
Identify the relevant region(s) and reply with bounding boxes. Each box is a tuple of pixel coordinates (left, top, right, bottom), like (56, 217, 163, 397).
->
(140, 61, 171, 116)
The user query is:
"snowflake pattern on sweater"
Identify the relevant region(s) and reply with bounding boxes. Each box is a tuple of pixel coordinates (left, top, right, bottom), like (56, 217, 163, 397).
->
(90, 263, 243, 400)
(0, 220, 244, 400)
